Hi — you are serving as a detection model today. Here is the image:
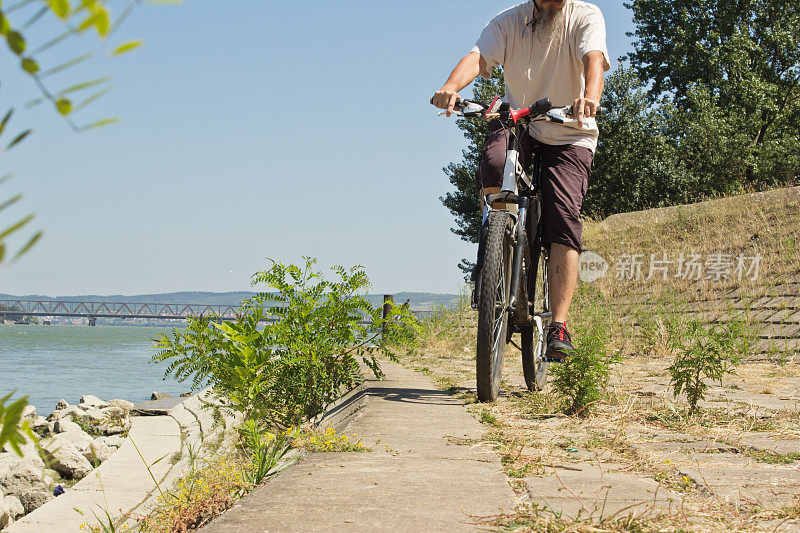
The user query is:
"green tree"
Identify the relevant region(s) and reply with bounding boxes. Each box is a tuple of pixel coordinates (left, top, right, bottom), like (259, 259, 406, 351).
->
(587, 66, 691, 217)
(626, 0, 800, 188)
(439, 68, 504, 273)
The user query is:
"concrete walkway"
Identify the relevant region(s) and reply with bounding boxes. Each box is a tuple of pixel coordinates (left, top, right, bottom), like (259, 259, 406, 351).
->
(202, 361, 516, 532)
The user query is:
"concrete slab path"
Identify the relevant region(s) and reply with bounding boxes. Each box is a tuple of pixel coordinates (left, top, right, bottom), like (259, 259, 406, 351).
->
(202, 361, 516, 532)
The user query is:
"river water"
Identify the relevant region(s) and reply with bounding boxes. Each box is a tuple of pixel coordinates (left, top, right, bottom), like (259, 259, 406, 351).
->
(0, 325, 190, 414)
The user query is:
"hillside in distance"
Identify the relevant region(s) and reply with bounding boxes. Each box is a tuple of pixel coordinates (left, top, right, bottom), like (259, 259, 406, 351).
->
(0, 291, 460, 312)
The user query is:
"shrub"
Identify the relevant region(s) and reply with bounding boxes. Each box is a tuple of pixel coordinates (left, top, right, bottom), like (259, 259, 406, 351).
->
(153, 258, 415, 428)
(549, 288, 620, 416)
(668, 319, 748, 413)
(550, 326, 620, 416)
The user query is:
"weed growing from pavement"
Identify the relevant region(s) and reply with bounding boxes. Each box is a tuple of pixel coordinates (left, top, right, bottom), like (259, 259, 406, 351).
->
(474, 502, 676, 533)
(293, 427, 372, 453)
(667, 319, 751, 413)
(136, 453, 251, 533)
(550, 288, 622, 416)
(479, 408, 502, 427)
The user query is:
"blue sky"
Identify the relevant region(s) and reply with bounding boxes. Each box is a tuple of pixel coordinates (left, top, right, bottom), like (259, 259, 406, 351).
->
(1, 1, 634, 296)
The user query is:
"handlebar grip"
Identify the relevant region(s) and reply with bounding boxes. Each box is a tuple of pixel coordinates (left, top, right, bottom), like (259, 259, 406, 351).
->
(564, 105, 605, 117)
(429, 95, 465, 110)
(531, 98, 552, 115)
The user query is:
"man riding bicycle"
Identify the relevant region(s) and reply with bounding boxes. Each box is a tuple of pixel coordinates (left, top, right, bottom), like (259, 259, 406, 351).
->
(432, 0, 610, 360)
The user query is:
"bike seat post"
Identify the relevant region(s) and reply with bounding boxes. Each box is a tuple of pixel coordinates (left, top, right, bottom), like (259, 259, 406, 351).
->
(498, 133, 521, 212)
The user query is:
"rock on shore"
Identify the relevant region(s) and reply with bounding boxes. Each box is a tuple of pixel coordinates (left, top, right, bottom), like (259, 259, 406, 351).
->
(0, 396, 135, 527)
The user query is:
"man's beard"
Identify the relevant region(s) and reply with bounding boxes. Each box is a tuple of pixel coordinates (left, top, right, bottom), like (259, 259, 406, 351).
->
(534, 1, 567, 50)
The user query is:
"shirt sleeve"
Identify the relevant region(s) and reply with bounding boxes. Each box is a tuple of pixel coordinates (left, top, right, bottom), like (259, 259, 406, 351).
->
(574, 7, 611, 71)
(471, 16, 506, 78)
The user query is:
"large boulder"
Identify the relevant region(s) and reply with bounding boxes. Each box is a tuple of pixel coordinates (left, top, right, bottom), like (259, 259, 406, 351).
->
(43, 441, 93, 480)
(77, 408, 105, 422)
(0, 460, 53, 496)
(53, 418, 84, 435)
(30, 416, 50, 436)
(79, 395, 107, 408)
(0, 436, 41, 459)
(107, 399, 135, 412)
(105, 435, 126, 449)
(0, 499, 11, 529)
(151, 392, 172, 400)
(99, 406, 126, 419)
(83, 439, 112, 466)
(98, 419, 130, 436)
(46, 405, 82, 422)
(55, 399, 69, 410)
(43, 431, 94, 458)
(20, 406, 36, 423)
(4, 494, 24, 520)
(19, 490, 52, 514)
(0, 446, 45, 474)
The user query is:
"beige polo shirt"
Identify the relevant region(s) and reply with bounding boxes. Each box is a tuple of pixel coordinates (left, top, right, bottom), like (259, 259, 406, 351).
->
(471, 1, 611, 151)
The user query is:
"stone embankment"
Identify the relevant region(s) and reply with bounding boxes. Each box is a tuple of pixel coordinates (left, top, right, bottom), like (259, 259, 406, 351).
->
(0, 395, 135, 528)
(3, 390, 239, 532)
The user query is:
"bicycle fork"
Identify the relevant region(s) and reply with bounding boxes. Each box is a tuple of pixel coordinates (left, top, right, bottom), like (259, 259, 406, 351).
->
(501, 134, 528, 316)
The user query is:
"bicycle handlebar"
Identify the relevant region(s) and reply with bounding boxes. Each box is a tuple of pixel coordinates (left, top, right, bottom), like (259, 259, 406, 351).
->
(430, 96, 604, 123)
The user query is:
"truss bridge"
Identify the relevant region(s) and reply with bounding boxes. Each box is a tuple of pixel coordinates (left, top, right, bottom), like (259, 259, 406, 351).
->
(0, 299, 240, 326)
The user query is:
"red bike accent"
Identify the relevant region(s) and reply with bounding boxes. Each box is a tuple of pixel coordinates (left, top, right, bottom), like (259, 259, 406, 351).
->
(485, 96, 502, 118)
(510, 106, 532, 123)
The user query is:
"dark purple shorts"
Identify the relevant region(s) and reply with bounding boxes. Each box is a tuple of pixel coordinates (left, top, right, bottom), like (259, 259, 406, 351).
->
(479, 119, 593, 253)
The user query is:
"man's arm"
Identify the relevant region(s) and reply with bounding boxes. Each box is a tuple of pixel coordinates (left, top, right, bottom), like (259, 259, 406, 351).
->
(573, 50, 606, 127)
(432, 52, 487, 117)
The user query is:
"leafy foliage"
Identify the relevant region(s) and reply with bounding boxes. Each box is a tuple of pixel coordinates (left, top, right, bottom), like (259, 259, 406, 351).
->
(0, 392, 36, 456)
(153, 258, 416, 428)
(587, 67, 691, 217)
(239, 420, 296, 485)
(550, 321, 621, 416)
(1, 0, 165, 131)
(626, 0, 800, 191)
(667, 319, 750, 413)
(1, 0, 172, 268)
(549, 290, 621, 416)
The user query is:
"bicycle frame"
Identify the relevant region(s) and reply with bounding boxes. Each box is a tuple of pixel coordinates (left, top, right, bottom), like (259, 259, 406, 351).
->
(482, 120, 551, 328)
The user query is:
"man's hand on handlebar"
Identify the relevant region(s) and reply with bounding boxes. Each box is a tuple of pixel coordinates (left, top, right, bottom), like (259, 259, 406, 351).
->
(431, 88, 461, 117)
(571, 97, 600, 128)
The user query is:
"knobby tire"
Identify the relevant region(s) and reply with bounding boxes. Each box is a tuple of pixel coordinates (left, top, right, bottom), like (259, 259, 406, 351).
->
(476, 211, 513, 403)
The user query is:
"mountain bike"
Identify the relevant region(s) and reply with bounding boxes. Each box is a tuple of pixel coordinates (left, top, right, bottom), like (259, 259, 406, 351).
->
(436, 96, 592, 402)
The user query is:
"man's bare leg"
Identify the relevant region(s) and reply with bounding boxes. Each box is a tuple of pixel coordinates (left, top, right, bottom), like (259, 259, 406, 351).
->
(548, 243, 579, 324)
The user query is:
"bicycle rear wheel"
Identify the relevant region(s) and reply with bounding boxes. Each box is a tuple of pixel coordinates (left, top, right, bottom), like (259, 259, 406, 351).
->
(521, 202, 549, 392)
(476, 211, 513, 403)
(521, 317, 547, 391)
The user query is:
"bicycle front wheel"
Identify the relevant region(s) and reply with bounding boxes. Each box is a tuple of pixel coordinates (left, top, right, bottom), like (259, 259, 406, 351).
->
(476, 211, 513, 403)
